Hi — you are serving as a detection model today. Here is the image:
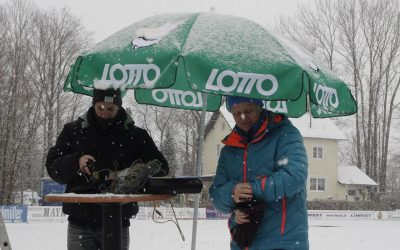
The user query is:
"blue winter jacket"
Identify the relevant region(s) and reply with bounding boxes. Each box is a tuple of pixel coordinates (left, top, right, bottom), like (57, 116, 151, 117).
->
(209, 110, 309, 250)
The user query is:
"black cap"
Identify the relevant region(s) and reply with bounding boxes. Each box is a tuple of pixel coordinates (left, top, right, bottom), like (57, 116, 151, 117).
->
(92, 88, 122, 107)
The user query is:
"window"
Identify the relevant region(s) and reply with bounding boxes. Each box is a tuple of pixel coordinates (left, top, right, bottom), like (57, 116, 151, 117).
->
(347, 189, 356, 195)
(310, 178, 325, 191)
(312, 146, 323, 159)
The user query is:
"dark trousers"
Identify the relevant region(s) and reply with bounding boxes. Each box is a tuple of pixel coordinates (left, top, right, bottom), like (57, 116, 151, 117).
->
(67, 223, 130, 250)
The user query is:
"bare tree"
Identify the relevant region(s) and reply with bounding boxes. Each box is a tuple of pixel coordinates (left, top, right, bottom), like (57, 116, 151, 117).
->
(29, 7, 93, 177)
(276, 0, 400, 192)
(387, 154, 400, 197)
(275, 0, 339, 70)
(346, 0, 400, 191)
(0, 0, 40, 203)
(0, 0, 92, 204)
(126, 93, 204, 177)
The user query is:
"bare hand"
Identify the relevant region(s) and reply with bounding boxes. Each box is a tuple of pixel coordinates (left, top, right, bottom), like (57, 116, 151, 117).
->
(232, 183, 253, 203)
(78, 155, 96, 175)
(234, 209, 250, 224)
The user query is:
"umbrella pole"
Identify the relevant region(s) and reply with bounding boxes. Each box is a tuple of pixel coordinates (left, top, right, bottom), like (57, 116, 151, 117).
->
(191, 93, 207, 250)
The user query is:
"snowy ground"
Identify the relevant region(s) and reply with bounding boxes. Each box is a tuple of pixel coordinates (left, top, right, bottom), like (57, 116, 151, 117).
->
(5, 219, 400, 249)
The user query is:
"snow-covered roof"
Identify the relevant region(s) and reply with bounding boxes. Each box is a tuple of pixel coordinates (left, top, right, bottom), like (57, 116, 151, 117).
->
(338, 166, 378, 186)
(289, 113, 347, 140)
(219, 105, 347, 140)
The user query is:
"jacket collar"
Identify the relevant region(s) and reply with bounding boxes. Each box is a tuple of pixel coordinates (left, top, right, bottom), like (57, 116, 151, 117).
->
(222, 110, 285, 148)
(79, 106, 135, 130)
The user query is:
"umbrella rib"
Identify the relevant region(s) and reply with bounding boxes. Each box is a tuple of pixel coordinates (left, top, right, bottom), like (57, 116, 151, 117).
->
(179, 13, 201, 53)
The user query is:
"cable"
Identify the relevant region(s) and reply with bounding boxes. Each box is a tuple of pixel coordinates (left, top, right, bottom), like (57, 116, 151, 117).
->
(152, 202, 185, 242)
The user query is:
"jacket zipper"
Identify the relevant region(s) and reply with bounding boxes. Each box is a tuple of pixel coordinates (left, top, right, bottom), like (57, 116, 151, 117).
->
(281, 197, 287, 235)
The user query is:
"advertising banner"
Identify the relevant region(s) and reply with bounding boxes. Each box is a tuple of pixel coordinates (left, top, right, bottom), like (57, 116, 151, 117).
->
(206, 208, 231, 220)
(135, 207, 206, 220)
(308, 210, 375, 220)
(27, 206, 67, 223)
(0, 205, 27, 223)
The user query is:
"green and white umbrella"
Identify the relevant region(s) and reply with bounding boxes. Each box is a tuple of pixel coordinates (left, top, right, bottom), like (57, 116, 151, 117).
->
(64, 12, 357, 249)
(65, 12, 356, 118)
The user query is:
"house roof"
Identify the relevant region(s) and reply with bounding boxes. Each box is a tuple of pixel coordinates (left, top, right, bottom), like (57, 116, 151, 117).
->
(338, 166, 378, 186)
(289, 113, 347, 141)
(219, 105, 347, 140)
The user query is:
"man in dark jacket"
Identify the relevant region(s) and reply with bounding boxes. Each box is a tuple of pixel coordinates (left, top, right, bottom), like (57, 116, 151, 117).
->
(46, 88, 169, 250)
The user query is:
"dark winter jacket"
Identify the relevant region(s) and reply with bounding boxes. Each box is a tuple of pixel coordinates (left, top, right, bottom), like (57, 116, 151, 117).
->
(46, 107, 169, 228)
(209, 110, 309, 250)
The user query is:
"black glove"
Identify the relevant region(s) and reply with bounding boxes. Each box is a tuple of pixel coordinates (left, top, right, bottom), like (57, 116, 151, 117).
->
(231, 199, 265, 249)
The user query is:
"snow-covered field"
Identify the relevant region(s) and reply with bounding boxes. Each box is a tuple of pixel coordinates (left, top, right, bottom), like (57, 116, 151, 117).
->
(5, 219, 400, 249)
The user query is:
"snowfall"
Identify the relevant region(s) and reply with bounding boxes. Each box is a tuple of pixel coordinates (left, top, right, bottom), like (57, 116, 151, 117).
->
(5, 219, 400, 250)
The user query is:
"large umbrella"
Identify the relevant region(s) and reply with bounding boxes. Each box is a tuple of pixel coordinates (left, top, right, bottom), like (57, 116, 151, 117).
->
(64, 12, 357, 249)
(65, 12, 356, 117)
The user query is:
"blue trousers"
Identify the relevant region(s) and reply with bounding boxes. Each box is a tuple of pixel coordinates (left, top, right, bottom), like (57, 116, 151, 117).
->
(67, 223, 130, 250)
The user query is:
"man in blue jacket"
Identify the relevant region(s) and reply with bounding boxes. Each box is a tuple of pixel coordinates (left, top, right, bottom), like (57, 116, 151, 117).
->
(209, 96, 309, 250)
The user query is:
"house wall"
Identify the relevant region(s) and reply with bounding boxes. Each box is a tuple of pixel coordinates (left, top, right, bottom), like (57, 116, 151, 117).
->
(305, 138, 341, 201)
(202, 114, 348, 201)
(336, 183, 349, 200)
(203, 115, 231, 175)
(336, 184, 372, 201)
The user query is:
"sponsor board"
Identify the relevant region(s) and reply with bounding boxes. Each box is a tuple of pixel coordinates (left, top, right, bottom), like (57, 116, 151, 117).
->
(2, 206, 400, 223)
(27, 206, 67, 223)
(383, 211, 400, 221)
(206, 208, 231, 220)
(135, 207, 206, 220)
(0, 205, 27, 223)
(308, 210, 375, 220)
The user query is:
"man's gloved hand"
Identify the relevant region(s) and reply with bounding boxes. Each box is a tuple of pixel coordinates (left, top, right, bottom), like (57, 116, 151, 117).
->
(231, 199, 265, 249)
(78, 155, 96, 176)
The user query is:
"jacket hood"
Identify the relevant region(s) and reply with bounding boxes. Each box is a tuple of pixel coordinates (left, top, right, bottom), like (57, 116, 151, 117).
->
(223, 109, 288, 147)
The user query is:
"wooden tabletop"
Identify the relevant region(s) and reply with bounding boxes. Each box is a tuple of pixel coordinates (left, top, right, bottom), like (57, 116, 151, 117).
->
(45, 193, 174, 203)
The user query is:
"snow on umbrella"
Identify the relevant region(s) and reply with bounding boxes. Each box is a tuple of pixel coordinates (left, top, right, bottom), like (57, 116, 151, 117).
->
(65, 12, 356, 118)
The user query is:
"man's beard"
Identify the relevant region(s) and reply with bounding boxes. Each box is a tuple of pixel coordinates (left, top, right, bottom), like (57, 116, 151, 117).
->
(95, 114, 120, 131)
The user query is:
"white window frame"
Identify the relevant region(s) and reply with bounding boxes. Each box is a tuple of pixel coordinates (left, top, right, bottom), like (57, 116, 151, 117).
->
(310, 177, 326, 192)
(312, 146, 324, 159)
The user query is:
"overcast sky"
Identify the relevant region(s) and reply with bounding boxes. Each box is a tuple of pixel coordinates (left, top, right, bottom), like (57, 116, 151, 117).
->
(9, 0, 311, 42)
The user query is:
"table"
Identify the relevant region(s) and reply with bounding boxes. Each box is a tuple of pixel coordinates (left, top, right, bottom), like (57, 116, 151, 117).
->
(45, 193, 173, 250)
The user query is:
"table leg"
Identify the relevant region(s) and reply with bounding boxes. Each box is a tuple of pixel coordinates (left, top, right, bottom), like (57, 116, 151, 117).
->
(102, 203, 122, 250)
